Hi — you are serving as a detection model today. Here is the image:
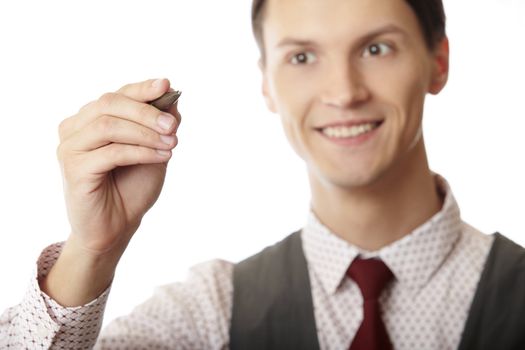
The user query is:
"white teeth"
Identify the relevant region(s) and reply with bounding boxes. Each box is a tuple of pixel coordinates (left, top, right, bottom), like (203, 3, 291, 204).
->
(322, 123, 377, 138)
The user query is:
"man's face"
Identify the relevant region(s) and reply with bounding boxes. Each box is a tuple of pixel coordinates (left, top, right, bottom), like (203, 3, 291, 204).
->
(260, 0, 448, 190)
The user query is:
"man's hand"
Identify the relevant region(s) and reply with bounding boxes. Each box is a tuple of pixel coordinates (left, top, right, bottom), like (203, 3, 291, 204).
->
(41, 78, 181, 306)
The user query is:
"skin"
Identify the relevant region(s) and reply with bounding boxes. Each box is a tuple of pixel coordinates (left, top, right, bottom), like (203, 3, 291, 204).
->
(261, 0, 449, 250)
(42, 79, 181, 306)
(42, 0, 449, 306)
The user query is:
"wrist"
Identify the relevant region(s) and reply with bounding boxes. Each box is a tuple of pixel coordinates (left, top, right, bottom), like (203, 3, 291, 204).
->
(65, 232, 128, 265)
(39, 236, 123, 307)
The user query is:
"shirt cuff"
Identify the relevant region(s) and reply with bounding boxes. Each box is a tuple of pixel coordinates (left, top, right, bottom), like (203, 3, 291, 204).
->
(21, 242, 111, 347)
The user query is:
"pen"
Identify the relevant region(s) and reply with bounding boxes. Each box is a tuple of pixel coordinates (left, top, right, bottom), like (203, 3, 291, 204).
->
(149, 90, 182, 112)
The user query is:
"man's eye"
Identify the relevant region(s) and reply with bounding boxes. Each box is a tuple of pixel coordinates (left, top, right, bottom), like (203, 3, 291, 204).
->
(290, 52, 317, 65)
(362, 43, 392, 57)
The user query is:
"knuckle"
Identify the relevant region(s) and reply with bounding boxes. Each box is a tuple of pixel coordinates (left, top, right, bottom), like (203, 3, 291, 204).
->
(139, 102, 156, 117)
(96, 116, 116, 136)
(58, 118, 69, 139)
(79, 100, 97, 114)
(139, 127, 151, 140)
(98, 92, 117, 110)
(119, 82, 133, 93)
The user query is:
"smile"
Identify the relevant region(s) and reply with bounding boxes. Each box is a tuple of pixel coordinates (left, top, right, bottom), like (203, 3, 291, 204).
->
(320, 121, 383, 139)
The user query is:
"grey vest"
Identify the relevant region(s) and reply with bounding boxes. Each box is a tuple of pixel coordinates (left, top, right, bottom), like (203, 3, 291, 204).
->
(230, 231, 525, 350)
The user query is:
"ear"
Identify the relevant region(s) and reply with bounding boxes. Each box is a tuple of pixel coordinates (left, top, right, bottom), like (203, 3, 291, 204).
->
(259, 59, 277, 113)
(428, 36, 450, 95)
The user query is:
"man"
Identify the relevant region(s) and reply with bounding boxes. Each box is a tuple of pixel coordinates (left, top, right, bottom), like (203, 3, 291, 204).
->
(2, 0, 524, 349)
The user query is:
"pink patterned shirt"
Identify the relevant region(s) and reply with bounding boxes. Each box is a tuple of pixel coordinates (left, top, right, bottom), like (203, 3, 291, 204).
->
(0, 176, 494, 349)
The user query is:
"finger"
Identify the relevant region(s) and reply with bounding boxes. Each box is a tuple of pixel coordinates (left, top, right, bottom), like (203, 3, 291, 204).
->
(59, 78, 175, 141)
(59, 93, 179, 141)
(117, 78, 171, 103)
(166, 101, 182, 131)
(61, 116, 179, 152)
(81, 143, 174, 175)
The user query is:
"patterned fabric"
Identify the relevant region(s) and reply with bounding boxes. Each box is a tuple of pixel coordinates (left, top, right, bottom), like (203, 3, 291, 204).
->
(0, 175, 495, 349)
(302, 176, 494, 349)
(0, 243, 110, 349)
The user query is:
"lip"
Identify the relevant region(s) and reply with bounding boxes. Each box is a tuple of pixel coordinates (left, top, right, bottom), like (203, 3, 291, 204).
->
(315, 119, 384, 129)
(316, 120, 384, 147)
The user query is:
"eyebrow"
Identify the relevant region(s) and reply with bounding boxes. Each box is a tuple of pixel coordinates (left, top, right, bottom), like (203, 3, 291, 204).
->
(276, 24, 407, 49)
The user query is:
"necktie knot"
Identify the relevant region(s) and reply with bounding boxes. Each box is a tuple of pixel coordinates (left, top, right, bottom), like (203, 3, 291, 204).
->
(347, 257, 393, 301)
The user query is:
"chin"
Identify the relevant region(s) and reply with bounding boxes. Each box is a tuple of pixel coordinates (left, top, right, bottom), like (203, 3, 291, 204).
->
(333, 173, 382, 190)
(310, 164, 386, 192)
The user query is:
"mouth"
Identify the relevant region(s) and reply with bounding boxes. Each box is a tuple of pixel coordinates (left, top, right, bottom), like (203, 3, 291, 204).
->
(316, 120, 384, 139)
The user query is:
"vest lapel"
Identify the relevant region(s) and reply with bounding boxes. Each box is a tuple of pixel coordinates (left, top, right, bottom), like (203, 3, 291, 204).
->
(231, 231, 525, 350)
(230, 231, 320, 350)
(458, 233, 525, 350)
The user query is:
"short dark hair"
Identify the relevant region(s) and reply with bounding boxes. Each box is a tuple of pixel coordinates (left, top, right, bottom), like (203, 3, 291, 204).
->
(251, 0, 446, 59)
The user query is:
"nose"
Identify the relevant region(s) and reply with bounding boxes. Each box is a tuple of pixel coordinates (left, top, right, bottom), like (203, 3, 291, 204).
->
(320, 59, 370, 109)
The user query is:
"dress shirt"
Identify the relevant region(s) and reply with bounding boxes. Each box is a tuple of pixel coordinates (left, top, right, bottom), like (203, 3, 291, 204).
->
(0, 175, 494, 349)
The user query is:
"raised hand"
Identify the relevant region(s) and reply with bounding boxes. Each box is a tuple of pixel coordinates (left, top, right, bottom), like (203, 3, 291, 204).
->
(42, 78, 181, 306)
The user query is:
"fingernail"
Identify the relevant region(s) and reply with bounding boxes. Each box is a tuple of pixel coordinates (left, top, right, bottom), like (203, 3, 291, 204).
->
(152, 78, 165, 88)
(156, 149, 171, 157)
(160, 135, 175, 145)
(157, 113, 175, 131)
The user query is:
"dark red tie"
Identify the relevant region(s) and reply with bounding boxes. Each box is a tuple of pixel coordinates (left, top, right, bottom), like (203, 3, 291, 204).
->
(347, 257, 394, 350)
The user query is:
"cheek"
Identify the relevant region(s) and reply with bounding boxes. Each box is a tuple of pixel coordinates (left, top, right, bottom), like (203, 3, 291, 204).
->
(371, 58, 429, 147)
(269, 67, 318, 158)
(398, 75, 426, 133)
(269, 66, 315, 115)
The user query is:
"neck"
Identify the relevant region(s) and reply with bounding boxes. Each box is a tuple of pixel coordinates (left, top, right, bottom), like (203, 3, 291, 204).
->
(309, 140, 443, 251)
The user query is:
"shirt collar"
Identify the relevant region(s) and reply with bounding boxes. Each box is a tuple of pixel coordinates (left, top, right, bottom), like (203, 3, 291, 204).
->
(302, 174, 462, 295)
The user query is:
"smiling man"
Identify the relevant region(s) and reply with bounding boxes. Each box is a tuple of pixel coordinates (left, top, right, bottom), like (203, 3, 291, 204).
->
(259, 0, 447, 253)
(2, 0, 525, 349)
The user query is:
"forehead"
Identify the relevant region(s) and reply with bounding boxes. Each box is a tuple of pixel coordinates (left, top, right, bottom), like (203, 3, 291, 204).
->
(262, 0, 422, 45)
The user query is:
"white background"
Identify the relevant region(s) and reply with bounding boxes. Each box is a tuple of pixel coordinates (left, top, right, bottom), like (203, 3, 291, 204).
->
(1, 0, 524, 326)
